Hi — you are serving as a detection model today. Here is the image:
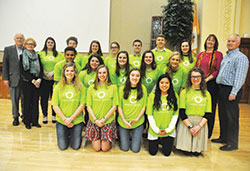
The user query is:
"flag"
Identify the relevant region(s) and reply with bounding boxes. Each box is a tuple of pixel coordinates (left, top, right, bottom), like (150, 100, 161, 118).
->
(192, 2, 199, 57)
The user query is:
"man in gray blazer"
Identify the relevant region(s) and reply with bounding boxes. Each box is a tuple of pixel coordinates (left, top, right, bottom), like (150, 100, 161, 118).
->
(2, 33, 25, 126)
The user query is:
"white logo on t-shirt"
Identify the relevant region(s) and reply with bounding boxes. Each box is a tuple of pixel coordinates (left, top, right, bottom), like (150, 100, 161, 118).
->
(129, 96, 137, 104)
(172, 78, 179, 85)
(133, 61, 140, 67)
(97, 91, 106, 99)
(120, 77, 126, 84)
(161, 103, 169, 111)
(146, 77, 153, 84)
(88, 79, 94, 85)
(194, 96, 203, 103)
(65, 91, 74, 99)
(48, 56, 55, 61)
(183, 60, 190, 66)
(157, 56, 163, 62)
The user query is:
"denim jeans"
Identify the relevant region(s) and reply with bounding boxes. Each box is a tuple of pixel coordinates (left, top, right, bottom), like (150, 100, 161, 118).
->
(56, 122, 83, 150)
(119, 124, 144, 153)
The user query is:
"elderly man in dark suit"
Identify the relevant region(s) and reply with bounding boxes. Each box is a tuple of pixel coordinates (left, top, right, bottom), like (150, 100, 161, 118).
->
(2, 33, 25, 126)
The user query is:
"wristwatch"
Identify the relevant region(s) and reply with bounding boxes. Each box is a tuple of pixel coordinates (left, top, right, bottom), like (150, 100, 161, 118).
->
(188, 124, 193, 129)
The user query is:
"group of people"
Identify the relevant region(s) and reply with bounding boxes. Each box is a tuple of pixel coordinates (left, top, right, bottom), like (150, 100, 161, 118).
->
(2, 33, 249, 156)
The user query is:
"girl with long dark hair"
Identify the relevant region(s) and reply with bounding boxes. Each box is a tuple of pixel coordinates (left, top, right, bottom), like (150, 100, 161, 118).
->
(147, 74, 178, 156)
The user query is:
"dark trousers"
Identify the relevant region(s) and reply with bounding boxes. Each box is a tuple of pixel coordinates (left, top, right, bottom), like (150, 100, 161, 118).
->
(218, 85, 242, 148)
(21, 80, 39, 125)
(148, 136, 174, 156)
(39, 79, 55, 117)
(206, 80, 218, 138)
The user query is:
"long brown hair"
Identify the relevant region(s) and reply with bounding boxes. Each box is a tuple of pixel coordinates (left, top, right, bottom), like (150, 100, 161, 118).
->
(93, 64, 112, 90)
(186, 67, 207, 96)
(60, 62, 83, 92)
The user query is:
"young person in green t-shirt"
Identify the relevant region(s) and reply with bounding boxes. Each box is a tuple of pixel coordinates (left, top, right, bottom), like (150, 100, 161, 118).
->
(79, 54, 104, 88)
(118, 68, 147, 153)
(38, 37, 64, 124)
(147, 74, 179, 156)
(175, 67, 211, 156)
(53, 47, 81, 83)
(65, 36, 84, 67)
(179, 40, 196, 74)
(140, 50, 161, 95)
(86, 65, 118, 152)
(80, 40, 104, 69)
(110, 51, 130, 87)
(105, 41, 120, 71)
(151, 34, 172, 68)
(52, 62, 85, 150)
(161, 52, 187, 95)
(129, 39, 142, 69)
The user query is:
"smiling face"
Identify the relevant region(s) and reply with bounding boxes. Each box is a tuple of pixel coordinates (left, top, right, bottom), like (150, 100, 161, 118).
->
(25, 40, 35, 52)
(64, 50, 76, 62)
(118, 53, 128, 66)
(98, 67, 108, 82)
(159, 77, 170, 93)
(144, 52, 153, 65)
(90, 57, 100, 71)
(14, 34, 24, 48)
(46, 39, 55, 50)
(67, 40, 77, 49)
(156, 37, 166, 49)
(181, 42, 190, 55)
(91, 42, 99, 54)
(130, 70, 140, 87)
(227, 35, 240, 51)
(191, 71, 202, 87)
(65, 66, 75, 82)
(133, 42, 142, 54)
(206, 36, 216, 50)
(170, 55, 180, 69)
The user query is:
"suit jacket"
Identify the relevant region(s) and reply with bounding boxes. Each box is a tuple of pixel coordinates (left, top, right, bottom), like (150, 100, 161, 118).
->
(2, 45, 23, 87)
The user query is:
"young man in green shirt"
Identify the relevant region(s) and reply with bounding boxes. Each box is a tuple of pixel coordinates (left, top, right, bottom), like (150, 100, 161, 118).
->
(66, 36, 84, 67)
(129, 39, 143, 69)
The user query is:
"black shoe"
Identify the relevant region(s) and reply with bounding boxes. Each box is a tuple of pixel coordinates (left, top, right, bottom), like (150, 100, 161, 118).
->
(211, 138, 226, 144)
(193, 152, 201, 156)
(12, 118, 19, 126)
(43, 117, 48, 124)
(219, 144, 238, 151)
(25, 124, 31, 129)
(32, 123, 42, 128)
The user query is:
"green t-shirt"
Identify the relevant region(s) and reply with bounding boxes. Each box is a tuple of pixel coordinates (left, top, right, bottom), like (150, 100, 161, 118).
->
(129, 54, 142, 69)
(51, 83, 86, 125)
(53, 60, 82, 82)
(81, 54, 105, 70)
(118, 85, 147, 129)
(87, 84, 118, 124)
(146, 93, 179, 137)
(74, 52, 84, 68)
(142, 66, 162, 95)
(38, 51, 64, 80)
(161, 66, 187, 94)
(180, 88, 211, 116)
(110, 68, 128, 87)
(104, 55, 116, 71)
(79, 70, 96, 88)
(151, 48, 172, 68)
(179, 55, 197, 74)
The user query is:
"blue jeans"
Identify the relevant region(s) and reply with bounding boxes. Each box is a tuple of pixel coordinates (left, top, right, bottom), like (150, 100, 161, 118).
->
(56, 122, 83, 150)
(119, 124, 144, 153)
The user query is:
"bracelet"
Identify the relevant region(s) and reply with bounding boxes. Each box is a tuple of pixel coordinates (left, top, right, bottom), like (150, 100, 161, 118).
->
(94, 119, 97, 122)
(32, 79, 36, 84)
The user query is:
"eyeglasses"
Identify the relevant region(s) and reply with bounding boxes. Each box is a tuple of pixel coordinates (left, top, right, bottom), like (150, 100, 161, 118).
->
(111, 46, 118, 49)
(26, 43, 34, 46)
(191, 75, 202, 79)
(65, 54, 75, 57)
